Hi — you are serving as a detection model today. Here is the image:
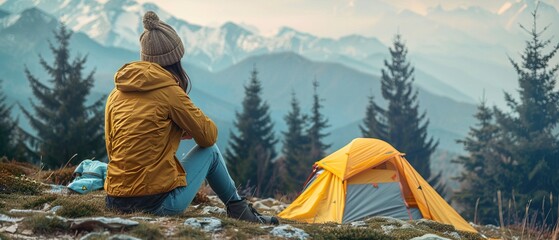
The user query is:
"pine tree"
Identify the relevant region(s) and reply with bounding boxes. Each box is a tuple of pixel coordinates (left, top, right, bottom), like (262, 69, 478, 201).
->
(360, 94, 387, 139)
(281, 91, 310, 193)
(379, 34, 438, 180)
(20, 24, 105, 169)
(454, 98, 512, 224)
(306, 79, 331, 161)
(493, 6, 559, 222)
(225, 66, 277, 196)
(0, 80, 16, 158)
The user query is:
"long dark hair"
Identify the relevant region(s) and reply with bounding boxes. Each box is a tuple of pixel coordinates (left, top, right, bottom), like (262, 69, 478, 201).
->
(163, 61, 191, 93)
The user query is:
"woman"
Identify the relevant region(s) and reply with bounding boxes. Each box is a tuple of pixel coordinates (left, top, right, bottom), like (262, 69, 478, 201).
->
(104, 11, 278, 224)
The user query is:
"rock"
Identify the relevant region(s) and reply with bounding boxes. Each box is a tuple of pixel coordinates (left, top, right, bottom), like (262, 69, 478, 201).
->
(80, 231, 110, 240)
(444, 231, 461, 239)
(0, 214, 24, 223)
(184, 217, 222, 232)
(47, 215, 69, 223)
(270, 205, 286, 213)
(259, 225, 274, 230)
(49, 205, 62, 213)
(9, 209, 49, 214)
(4, 224, 17, 234)
(130, 216, 157, 222)
(21, 229, 33, 235)
(108, 234, 143, 240)
(252, 202, 271, 211)
(270, 224, 309, 240)
(381, 225, 397, 234)
(370, 216, 413, 229)
(207, 195, 220, 202)
(410, 234, 451, 240)
(259, 198, 282, 207)
(350, 221, 367, 227)
(46, 184, 69, 194)
(70, 217, 139, 231)
(201, 206, 226, 215)
(42, 203, 51, 211)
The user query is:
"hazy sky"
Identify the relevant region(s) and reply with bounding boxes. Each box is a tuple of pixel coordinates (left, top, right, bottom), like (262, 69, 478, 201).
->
(135, 0, 558, 38)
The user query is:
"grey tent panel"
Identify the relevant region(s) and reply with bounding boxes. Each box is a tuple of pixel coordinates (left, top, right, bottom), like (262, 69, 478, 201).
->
(409, 207, 422, 219)
(342, 182, 423, 223)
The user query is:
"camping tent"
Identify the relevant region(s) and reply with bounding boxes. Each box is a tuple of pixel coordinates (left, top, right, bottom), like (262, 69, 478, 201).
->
(278, 138, 477, 233)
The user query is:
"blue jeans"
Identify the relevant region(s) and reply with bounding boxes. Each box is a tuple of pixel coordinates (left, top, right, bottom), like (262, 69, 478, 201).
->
(153, 144, 241, 215)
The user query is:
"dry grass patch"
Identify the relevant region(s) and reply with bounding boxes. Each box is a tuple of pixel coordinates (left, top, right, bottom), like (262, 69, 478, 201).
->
(50, 194, 106, 218)
(0, 161, 44, 195)
(128, 222, 164, 240)
(22, 194, 58, 209)
(320, 227, 394, 240)
(0, 171, 44, 195)
(40, 166, 77, 185)
(55, 200, 100, 218)
(0, 160, 38, 176)
(220, 217, 268, 236)
(176, 226, 209, 240)
(22, 214, 69, 235)
(0, 232, 11, 240)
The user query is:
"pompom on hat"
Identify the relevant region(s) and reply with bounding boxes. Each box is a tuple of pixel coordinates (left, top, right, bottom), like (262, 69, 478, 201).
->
(140, 11, 184, 66)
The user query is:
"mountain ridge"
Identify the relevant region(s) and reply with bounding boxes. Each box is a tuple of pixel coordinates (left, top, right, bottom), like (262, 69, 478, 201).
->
(2, 0, 556, 107)
(0, 8, 477, 154)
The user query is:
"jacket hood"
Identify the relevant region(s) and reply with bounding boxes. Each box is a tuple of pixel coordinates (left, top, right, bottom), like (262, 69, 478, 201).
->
(114, 61, 179, 92)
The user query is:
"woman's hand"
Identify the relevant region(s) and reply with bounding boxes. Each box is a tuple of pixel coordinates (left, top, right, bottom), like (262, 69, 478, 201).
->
(181, 132, 193, 140)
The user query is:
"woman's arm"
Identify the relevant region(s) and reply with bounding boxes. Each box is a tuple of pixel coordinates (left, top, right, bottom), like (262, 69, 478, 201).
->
(168, 86, 218, 147)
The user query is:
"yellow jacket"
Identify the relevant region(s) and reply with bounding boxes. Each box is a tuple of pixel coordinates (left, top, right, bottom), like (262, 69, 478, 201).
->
(104, 61, 217, 197)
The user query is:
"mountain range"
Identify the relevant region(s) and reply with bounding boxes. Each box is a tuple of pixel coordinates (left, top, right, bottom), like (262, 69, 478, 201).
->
(2, 0, 558, 107)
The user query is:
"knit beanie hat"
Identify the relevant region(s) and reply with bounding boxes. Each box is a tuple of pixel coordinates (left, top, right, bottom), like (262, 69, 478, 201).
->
(140, 11, 184, 66)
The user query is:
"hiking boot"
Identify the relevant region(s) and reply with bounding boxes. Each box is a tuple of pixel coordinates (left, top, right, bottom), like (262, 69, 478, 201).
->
(226, 198, 279, 225)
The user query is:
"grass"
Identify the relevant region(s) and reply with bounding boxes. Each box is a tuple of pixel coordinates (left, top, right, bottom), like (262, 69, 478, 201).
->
(0, 160, 38, 176)
(220, 216, 268, 235)
(4, 161, 553, 240)
(0, 162, 26, 176)
(0, 232, 10, 240)
(22, 194, 58, 209)
(311, 226, 395, 240)
(129, 222, 164, 240)
(40, 166, 77, 185)
(0, 171, 44, 195)
(176, 226, 209, 240)
(490, 191, 559, 240)
(52, 198, 101, 218)
(22, 214, 69, 235)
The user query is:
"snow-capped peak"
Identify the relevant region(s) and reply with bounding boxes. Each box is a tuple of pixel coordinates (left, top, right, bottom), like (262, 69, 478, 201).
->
(498, 2, 514, 15)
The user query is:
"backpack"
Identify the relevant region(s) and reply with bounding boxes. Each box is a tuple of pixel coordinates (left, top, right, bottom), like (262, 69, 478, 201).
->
(67, 159, 107, 194)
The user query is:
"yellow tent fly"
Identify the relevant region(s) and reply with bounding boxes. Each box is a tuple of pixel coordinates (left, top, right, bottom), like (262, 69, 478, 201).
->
(278, 138, 477, 233)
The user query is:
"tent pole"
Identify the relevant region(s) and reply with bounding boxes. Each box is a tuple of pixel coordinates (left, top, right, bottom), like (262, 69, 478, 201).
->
(400, 154, 435, 220)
